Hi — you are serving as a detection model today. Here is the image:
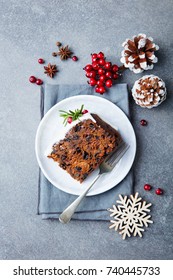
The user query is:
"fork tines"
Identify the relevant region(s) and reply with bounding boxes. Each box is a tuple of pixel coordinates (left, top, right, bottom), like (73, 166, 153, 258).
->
(105, 141, 130, 167)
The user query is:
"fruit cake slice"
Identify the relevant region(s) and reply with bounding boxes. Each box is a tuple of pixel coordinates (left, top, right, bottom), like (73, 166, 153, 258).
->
(48, 114, 122, 183)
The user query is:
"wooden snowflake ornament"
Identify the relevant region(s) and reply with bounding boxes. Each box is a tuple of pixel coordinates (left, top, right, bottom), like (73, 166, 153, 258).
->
(108, 192, 153, 239)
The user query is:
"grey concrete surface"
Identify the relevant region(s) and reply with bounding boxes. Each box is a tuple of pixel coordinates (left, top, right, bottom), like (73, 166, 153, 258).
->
(0, 0, 173, 259)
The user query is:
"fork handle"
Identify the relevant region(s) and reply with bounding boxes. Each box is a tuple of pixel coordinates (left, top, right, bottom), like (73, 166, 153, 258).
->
(59, 174, 101, 224)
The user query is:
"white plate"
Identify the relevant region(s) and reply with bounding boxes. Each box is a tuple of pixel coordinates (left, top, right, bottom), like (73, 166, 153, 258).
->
(35, 95, 136, 196)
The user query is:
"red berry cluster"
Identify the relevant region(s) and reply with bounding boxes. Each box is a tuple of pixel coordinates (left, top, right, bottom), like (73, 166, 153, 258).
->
(83, 52, 119, 94)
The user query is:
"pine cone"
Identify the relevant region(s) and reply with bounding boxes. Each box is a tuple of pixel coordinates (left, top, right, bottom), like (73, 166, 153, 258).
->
(120, 34, 159, 73)
(132, 75, 167, 108)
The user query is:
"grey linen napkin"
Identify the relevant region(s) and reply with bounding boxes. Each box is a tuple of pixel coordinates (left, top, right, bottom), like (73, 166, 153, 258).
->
(37, 84, 134, 220)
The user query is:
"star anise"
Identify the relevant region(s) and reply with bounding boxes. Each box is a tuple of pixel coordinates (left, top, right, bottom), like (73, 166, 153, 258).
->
(58, 45, 73, 60)
(44, 63, 58, 78)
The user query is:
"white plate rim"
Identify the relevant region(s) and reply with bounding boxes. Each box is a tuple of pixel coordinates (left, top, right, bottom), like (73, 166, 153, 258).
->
(35, 95, 136, 196)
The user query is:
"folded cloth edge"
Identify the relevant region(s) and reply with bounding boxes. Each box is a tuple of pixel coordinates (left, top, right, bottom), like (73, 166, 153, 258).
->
(37, 84, 134, 220)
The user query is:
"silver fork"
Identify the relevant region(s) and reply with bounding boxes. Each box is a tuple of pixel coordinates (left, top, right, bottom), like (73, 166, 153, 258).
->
(59, 141, 130, 223)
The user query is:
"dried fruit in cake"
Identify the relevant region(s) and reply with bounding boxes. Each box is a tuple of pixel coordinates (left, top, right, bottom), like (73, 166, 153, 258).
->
(48, 114, 122, 183)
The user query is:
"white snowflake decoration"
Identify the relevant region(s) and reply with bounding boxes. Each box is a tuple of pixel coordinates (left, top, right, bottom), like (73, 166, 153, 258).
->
(108, 192, 153, 239)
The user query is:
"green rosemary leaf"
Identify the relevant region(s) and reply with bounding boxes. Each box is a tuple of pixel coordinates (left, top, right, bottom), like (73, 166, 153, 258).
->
(80, 104, 84, 113)
(69, 110, 74, 114)
(59, 104, 87, 126)
(59, 110, 68, 113)
(63, 118, 67, 124)
(60, 113, 68, 117)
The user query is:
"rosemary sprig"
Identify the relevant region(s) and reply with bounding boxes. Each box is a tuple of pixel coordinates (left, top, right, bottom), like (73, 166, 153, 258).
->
(59, 104, 84, 126)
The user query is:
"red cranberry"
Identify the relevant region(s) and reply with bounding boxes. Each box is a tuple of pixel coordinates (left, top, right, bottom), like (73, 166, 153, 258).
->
(91, 53, 98, 60)
(92, 62, 99, 70)
(29, 76, 36, 83)
(155, 188, 163, 195)
(92, 57, 98, 63)
(84, 64, 93, 72)
(86, 72, 91, 78)
(89, 78, 97, 86)
(82, 109, 88, 114)
(105, 79, 113, 88)
(36, 79, 43, 85)
(140, 119, 147, 126)
(97, 52, 104, 59)
(72, 56, 78, 61)
(97, 80, 104, 87)
(112, 64, 119, 72)
(98, 58, 105, 66)
(113, 73, 119, 79)
(98, 68, 105, 75)
(144, 184, 152, 191)
(99, 86, 106, 94)
(105, 71, 113, 79)
(104, 62, 112, 70)
(89, 70, 96, 78)
(67, 117, 73, 124)
(95, 86, 100, 93)
(38, 58, 44, 64)
(99, 74, 106, 82)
